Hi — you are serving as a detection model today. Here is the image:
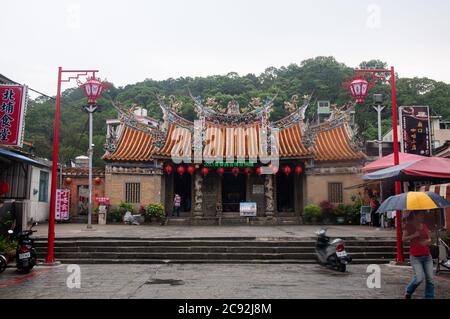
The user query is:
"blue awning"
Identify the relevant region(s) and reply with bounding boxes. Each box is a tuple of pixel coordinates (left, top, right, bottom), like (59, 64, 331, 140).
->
(0, 148, 49, 168)
(362, 161, 415, 181)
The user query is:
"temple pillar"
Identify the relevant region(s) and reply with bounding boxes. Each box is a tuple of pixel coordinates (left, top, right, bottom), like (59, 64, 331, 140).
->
(264, 174, 275, 218)
(193, 171, 204, 218)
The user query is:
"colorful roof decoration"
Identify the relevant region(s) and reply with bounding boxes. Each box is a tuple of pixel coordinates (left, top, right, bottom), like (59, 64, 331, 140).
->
(103, 95, 366, 163)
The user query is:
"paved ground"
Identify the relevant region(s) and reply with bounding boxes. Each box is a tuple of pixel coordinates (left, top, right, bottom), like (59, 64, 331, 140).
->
(34, 224, 397, 239)
(1, 264, 449, 299)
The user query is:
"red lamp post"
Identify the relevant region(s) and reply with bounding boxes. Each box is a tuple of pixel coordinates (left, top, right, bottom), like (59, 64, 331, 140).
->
(346, 66, 404, 263)
(46, 68, 101, 264)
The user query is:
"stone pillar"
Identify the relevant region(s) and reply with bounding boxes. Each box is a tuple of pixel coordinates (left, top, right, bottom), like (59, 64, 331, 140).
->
(264, 174, 275, 218)
(216, 176, 222, 217)
(193, 171, 204, 218)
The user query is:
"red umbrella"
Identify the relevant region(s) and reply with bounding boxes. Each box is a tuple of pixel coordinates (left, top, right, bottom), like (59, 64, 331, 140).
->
(362, 152, 426, 173)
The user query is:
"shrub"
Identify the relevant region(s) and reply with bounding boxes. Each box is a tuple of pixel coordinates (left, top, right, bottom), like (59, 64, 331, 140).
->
(0, 236, 16, 256)
(107, 207, 123, 223)
(303, 204, 322, 222)
(118, 202, 135, 214)
(319, 201, 335, 222)
(145, 204, 165, 219)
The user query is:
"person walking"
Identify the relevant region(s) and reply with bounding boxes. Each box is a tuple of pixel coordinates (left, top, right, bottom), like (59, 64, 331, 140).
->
(403, 211, 434, 299)
(172, 193, 181, 217)
(369, 196, 380, 227)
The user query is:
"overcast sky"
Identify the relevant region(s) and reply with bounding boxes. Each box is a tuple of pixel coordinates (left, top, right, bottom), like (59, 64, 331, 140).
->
(2, 0, 450, 97)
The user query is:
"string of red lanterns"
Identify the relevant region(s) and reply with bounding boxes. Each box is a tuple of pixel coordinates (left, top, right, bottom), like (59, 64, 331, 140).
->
(163, 165, 303, 176)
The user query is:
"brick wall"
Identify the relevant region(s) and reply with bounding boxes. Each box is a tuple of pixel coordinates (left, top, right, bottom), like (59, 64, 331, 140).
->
(105, 173, 163, 209)
(305, 173, 362, 205)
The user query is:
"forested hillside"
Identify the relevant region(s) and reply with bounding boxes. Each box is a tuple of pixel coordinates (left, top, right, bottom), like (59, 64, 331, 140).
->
(24, 56, 450, 167)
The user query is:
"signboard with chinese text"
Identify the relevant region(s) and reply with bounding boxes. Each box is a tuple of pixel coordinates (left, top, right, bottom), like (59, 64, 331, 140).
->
(239, 202, 257, 217)
(0, 85, 28, 147)
(95, 197, 110, 205)
(400, 106, 431, 156)
(56, 189, 70, 221)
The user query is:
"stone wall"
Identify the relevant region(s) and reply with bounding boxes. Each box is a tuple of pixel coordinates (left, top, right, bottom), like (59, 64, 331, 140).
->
(305, 173, 362, 205)
(104, 173, 163, 209)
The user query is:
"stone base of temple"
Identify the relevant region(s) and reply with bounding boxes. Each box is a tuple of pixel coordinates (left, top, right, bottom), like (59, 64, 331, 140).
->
(166, 216, 302, 226)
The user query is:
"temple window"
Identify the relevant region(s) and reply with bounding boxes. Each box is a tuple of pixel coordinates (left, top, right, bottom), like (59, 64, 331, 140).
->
(328, 182, 343, 204)
(125, 183, 141, 203)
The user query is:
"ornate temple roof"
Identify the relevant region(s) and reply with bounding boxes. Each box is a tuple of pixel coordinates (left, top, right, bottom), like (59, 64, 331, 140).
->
(102, 95, 365, 163)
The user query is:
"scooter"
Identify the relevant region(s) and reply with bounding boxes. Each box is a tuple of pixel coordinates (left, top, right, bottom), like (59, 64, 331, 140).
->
(315, 228, 352, 272)
(14, 222, 38, 273)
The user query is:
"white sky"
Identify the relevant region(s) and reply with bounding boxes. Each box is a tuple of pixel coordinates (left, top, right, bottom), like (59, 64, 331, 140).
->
(2, 0, 450, 97)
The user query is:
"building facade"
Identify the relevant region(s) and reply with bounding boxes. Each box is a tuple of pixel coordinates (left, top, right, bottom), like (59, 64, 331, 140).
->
(102, 95, 366, 224)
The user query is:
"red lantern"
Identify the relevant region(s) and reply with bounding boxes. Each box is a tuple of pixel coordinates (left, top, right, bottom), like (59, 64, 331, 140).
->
(164, 165, 173, 174)
(81, 77, 106, 104)
(295, 166, 303, 175)
(348, 78, 369, 103)
(0, 182, 9, 195)
(187, 165, 195, 175)
(94, 177, 102, 184)
(244, 167, 252, 176)
(271, 165, 279, 174)
(216, 167, 225, 176)
(232, 167, 240, 177)
(65, 177, 72, 185)
(282, 165, 292, 176)
(255, 167, 262, 175)
(201, 167, 209, 176)
(177, 166, 185, 175)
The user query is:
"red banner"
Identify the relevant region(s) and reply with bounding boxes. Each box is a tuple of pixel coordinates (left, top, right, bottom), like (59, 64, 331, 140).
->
(56, 189, 70, 221)
(0, 85, 27, 147)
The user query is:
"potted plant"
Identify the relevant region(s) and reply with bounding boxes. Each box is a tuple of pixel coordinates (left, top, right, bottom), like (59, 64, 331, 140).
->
(0, 236, 17, 263)
(145, 204, 165, 224)
(319, 201, 335, 224)
(107, 207, 123, 224)
(303, 204, 322, 224)
(334, 204, 346, 224)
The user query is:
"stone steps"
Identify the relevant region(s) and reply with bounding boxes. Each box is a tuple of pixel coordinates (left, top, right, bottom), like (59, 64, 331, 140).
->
(35, 236, 408, 264)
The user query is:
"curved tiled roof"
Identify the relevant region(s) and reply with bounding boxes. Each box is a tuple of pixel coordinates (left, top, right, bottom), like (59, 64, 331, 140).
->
(103, 122, 365, 162)
(103, 126, 155, 161)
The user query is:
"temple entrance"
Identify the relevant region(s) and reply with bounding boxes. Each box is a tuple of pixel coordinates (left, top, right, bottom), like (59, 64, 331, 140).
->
(276, 172, 295, 213)
(222, 172, 246, 212)
(173, 173, 192, 213)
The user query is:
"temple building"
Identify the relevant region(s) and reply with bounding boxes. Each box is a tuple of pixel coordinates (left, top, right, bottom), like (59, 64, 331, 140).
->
(102, 94, 366, 224)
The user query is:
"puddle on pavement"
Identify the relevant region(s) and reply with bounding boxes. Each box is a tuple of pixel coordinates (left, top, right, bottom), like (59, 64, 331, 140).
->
(146, 279, 185, 286)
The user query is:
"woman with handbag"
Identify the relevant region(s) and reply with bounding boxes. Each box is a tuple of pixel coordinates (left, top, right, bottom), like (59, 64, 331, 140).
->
(403, 211, 434, 299)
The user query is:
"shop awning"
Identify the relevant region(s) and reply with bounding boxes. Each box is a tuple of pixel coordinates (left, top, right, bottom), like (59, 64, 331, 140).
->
(363, 157, 450, 181)
(362, 152, 426, 173)
(0, 148, 49, 168)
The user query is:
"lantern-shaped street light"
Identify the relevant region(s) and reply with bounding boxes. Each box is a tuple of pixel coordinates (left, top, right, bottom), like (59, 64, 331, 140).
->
(80, 76, 107, 230)
(348, 78, 369, 103)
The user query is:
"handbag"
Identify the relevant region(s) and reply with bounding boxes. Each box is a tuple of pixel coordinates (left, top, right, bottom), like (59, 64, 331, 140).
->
(429, 244, 439, 259)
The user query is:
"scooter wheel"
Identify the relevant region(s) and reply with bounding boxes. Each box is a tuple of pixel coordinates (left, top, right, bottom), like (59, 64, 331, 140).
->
(337, 264, 346, 272)
(0, 257, 6, 273)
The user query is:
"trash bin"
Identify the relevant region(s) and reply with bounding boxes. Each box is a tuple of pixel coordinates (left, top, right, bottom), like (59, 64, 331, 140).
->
(98, 205, 107, 225)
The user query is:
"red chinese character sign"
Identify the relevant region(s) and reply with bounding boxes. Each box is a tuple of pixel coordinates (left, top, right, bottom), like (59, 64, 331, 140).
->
(400, 106, 431, 156)
(56, 189, 70, 221)
(0, 85, 28, 147)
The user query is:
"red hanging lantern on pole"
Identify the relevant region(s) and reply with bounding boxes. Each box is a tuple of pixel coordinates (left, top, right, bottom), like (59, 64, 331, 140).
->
(244, 167, 252, 176)
(164, 165, 173, 174)
(187, 165, 195, 175)
(177, 166, 185, 175)
(294, 166, 303, 175)
(81, 77, 106, 104)
(348, 77, 369, 103)
(282, 165, 292, 176)
(232, 167, 240, 177)
(201, 167, 209, 176)
(216, 167, 225, 176)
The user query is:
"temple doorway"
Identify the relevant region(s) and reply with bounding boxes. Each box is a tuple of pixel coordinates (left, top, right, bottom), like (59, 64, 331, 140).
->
(222, 172, 246, 212)
(276, 172, 295, 213)
(173, 173, 192, 213)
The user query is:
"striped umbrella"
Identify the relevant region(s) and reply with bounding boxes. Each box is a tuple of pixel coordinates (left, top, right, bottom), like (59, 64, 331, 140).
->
(376, 191, 450, 214)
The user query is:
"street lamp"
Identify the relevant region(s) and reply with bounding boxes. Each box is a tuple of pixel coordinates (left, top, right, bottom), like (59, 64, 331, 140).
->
(45, 68, 100, 264)
(346, 66, 405, 263)
(80, 77, 107, 230)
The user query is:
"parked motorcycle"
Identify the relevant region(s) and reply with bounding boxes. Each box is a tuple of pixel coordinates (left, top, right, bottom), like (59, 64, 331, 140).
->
(14, 222, 38, 273)
(315, 228, 352, 272)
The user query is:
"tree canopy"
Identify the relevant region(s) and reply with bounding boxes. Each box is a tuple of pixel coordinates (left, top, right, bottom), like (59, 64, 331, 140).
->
(24, 56, 450, 167)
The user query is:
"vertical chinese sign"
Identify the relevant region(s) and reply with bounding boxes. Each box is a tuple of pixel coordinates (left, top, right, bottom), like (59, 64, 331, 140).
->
(56, 189, 70, 221)
(0, 85, 28, 147)
(400, 106, 432, 156)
